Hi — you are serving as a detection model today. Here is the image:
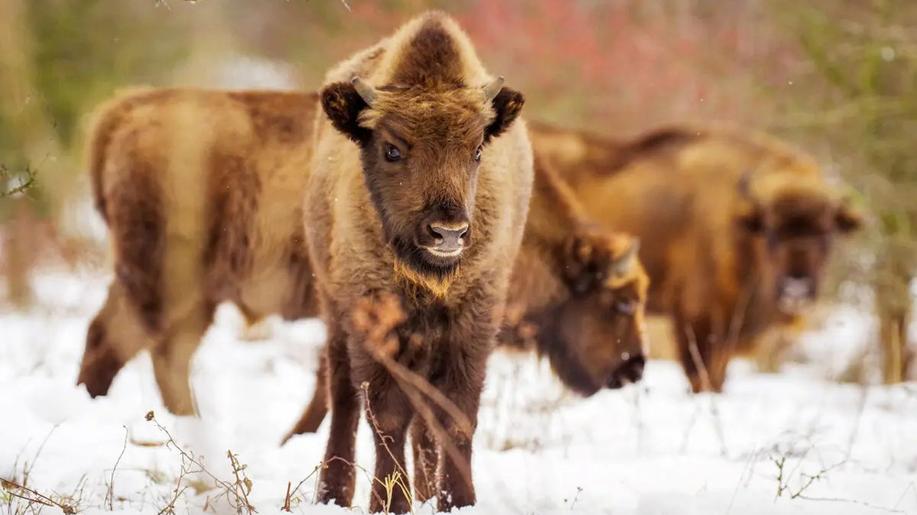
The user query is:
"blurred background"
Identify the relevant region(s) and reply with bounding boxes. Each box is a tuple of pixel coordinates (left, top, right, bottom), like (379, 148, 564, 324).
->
(1, 0, 914, 383)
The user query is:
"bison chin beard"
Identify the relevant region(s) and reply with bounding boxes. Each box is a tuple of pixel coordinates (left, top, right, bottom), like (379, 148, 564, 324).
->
(390, 236, 461, 290)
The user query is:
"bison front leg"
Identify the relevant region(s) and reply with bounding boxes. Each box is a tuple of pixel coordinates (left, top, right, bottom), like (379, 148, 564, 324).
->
(431, 347, 487, 512)
(345, 293, 416, 513)
(362, 375, 413, 514)
(317, 329, 360, 507)
(410, 416, 437, 504)
(673, 314, 729, 393)
(78, 283, 150, 397)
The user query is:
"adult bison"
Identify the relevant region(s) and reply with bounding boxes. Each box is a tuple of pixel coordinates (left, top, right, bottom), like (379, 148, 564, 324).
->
(530, 123, 862, 393)
(77, 89, 319, 412)
(283, 156, 648, 444)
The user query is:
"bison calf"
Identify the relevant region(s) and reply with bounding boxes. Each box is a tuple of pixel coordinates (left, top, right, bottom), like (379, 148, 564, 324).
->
(305, 13, 532, 512)
(531, 123, 862, 392)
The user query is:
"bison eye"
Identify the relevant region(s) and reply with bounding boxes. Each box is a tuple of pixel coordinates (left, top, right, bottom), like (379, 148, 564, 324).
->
(614, 298, 637, 316)
(473, 145, 483, 162)
(384, 144, 402, 162)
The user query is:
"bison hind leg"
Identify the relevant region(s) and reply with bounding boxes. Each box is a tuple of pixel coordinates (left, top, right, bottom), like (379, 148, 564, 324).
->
(77, 316, 124, 397)
(150, 303, 214, 416)
(77, 283, 152, 397)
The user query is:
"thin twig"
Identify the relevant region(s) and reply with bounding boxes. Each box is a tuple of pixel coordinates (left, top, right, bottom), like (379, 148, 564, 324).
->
(107, 425, 129, 510)
(145, 411, 255, 514)
(0, 478, 77, 514)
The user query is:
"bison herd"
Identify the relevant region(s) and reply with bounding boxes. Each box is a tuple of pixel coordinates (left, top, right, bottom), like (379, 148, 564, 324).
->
(74, 12, 861, 513)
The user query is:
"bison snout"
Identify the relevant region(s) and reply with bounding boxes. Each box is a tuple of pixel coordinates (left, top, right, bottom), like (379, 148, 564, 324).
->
(777, 276, 815, 314)
(425, 222, 469, 256)
(607, 353, 646, 389)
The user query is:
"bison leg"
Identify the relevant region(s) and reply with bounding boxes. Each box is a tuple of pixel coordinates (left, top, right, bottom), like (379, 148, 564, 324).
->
(409, 416, 437, 504)
(150, 305, 212, 416)
(281, 356, 329, 444)
(363, 377, 413, 514)
(674, 315, 730, 393)
(77, 283, 151, 397)
(317, 331, 360, 508)
(431, 362, 485, 512)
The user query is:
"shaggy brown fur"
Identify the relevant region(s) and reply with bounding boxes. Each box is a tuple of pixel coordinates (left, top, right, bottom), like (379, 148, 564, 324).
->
(77, 88, 319, 414)
(304, 13, 533, 512)
(284, 155, 649, 439)
(530, 123, 862, 393)
(78, 85, 649, 437)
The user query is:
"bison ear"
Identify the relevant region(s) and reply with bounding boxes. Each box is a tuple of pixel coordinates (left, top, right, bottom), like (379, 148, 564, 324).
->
(321, 81, 372, 145)
(561, 232, 614, 294)
(835, 201, 863, 234)
(562, 236, 597, 294)
(485, 86, 525, 142)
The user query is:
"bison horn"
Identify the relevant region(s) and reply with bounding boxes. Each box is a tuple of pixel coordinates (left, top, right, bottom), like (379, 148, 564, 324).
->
(482, 76, 505, 103)
(611, 239, 640, 277)
(351, 77, 377, 107)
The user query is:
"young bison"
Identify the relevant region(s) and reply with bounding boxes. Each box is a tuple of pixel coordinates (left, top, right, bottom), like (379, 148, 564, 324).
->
(283, 156, 648, 445)
(530, 123, 862, 393)
(305, 13, 532, 512)
(76, 89, 319, 414)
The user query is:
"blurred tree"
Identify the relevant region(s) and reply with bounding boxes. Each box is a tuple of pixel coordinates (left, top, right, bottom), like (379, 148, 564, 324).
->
(775, 0, 917, 382)
(0, 0, 194, 304)
(0, 0, 62, 305)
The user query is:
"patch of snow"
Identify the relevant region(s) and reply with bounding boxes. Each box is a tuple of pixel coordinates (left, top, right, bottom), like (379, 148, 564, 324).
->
(2, 272, 916, 514)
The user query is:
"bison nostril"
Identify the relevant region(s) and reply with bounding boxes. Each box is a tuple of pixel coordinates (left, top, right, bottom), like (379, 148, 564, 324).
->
(607, 354, 646, 388)
(427, 224, 443, 243)
(428, 222, 469, 249)
(626, 355, 646, 378)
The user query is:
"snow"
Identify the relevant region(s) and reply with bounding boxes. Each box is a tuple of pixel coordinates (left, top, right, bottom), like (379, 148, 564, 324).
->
(2, 270, 916, 515)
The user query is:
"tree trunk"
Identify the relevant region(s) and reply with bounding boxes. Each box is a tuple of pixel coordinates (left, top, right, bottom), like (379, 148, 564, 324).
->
(878, 309, 910, 383)
(0, 0, 64, 306)
(4, 199, 33, 306)
(875, 243, 914, 384)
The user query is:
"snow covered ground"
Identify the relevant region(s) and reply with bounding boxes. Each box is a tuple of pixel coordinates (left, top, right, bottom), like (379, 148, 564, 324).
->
(2, 270, 916, 515)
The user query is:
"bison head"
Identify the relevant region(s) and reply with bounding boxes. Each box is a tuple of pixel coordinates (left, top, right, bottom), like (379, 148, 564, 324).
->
(548, 231, 649, 395)
(320, 76, 524, 279)
(736, 173, 862, 315)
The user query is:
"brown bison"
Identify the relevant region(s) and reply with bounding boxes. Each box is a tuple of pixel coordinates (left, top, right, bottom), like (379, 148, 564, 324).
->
(530, 123, 862, 393)
(77, 88, 319, 414)
(283, 156, 648, 442)
(305, 12, 534, 511)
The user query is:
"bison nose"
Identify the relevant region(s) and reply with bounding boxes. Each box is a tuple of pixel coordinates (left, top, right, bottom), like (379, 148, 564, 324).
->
(778, 276, 815, 315)
(427, 222, 469, 253)
(607, 353, 646, 389)
(780, 276, 815, 300)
